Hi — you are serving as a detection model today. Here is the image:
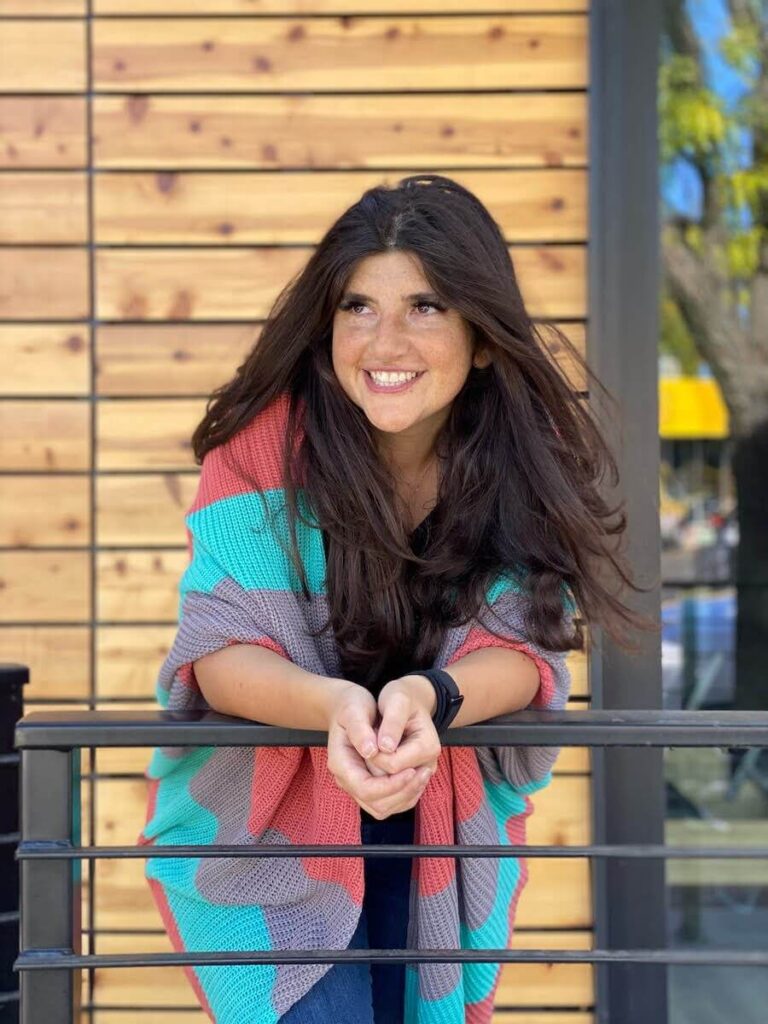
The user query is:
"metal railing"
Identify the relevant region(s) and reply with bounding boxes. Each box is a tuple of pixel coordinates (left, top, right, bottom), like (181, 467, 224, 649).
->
(1, 665, 27, 1023)
(12, 691, 768, 1023)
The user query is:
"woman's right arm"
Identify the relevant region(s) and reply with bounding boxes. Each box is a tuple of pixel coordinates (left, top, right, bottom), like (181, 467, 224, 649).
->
(194, 643, 354, 731)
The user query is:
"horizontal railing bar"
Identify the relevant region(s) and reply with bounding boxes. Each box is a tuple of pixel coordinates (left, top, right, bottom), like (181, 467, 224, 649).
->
(14, 948, 768, 970)
(14, 708, 768, 749)
(16, 841, 768, 861)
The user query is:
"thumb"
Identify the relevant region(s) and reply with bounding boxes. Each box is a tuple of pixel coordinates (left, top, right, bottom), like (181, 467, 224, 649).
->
(341, 703, 380, 760)
(376, 689, 411, 754)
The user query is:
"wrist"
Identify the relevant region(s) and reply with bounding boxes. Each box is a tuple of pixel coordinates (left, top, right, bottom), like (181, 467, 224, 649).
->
(317, 677, 360, 728)
(391, 674, 438, 717)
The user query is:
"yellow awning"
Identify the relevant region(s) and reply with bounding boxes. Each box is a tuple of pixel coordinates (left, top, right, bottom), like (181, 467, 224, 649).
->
(659, 377, 729, 439)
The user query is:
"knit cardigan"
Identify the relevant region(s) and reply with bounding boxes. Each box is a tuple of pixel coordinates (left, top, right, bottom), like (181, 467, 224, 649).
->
(137, 391, 574, 1024)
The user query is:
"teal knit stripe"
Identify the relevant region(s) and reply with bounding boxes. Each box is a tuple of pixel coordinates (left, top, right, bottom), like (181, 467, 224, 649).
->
(184, 488, 545, 613)
(185, 488, 326, 596)
(143, 747, 280, 1024)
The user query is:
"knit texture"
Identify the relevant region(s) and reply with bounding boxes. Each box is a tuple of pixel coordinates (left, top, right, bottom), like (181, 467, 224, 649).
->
(137, 391, 574, 1024)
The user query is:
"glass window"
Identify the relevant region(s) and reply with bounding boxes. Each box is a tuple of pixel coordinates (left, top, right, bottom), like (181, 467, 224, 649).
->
(659, 1, 768, 1019)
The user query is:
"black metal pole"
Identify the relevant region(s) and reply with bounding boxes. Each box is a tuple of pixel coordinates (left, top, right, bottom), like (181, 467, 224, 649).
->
(589, 1, 668, 1022)
(0, 664, 29, 1023)
(18, 742, 81, 1024)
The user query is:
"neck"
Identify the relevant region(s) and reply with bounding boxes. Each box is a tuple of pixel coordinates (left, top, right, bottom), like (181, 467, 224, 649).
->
(375, 412, 446, 482)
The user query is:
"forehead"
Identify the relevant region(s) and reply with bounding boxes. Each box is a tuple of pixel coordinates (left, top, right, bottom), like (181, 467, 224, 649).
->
(344, 251, 429, 292)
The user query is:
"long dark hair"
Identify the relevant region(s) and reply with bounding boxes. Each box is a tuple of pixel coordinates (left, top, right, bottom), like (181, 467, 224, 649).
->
(192, 174, 657, 689)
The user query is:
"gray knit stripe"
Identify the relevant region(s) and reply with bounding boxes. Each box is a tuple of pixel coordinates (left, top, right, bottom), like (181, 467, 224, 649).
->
(146, 552, 572, 1020)
(454, 800, 501, 933)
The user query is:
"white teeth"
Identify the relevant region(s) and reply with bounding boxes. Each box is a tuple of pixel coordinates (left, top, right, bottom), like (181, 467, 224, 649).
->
(368, 370, 419, 385)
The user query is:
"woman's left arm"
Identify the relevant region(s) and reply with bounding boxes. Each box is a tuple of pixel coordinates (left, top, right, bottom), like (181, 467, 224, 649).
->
(367, 646, 539, 775)
(435, 645, 540, 728)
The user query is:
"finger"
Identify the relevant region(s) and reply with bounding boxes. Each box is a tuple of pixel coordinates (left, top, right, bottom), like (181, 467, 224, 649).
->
(329, 728, 380, 790)
(366, 765, 434, 818)
(355, 765, 417, 804)
(365, 758, 390, 778)
(367, 730, 439, 775)
(343, 708, 380, 760)
(376, 691, 411, 754)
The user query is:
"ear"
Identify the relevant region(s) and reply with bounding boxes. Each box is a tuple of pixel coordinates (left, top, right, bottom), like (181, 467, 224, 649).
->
(472, 346, 492, 369)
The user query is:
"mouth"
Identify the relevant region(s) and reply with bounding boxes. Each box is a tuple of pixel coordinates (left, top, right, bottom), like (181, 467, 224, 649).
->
(363, 370, 426, 394)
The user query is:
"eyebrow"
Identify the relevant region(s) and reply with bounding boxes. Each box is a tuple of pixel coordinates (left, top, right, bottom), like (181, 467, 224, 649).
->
(340, 290, 443, 304)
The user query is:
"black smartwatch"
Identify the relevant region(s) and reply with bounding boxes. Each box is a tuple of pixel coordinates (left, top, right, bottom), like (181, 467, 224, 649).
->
(409, 668, 464, 735)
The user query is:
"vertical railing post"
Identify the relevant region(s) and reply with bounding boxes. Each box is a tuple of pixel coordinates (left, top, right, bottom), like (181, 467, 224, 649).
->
(19, 746, 81, 1024)
(1, 663, 28, 1022)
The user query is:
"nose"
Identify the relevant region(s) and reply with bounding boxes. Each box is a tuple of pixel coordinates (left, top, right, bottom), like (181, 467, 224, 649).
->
(366, 309, 412, 358)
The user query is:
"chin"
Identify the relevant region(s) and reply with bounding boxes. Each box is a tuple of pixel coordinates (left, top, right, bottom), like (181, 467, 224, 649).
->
(364, 407, 421, 432)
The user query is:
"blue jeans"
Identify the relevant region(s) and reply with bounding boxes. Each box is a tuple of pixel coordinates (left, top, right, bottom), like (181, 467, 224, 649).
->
(279, 811, 415, 1023)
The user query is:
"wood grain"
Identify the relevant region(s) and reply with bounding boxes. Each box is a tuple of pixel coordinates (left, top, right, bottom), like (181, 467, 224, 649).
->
(0, 551, 90, 621)
(87, 837, 589, 934)
(93, 93, 587, 169)
(94, 1, 588, 13)
(0, 20, 86, 93)
(97, 549, 188, 621)
(94, 169, 587, 244)
(97, 398, 204, 470)
(96, 245, 585, 320)
(96, 321, 586, 395)
(81, 930, 592, 1021)
(97, 473, 199, 545)
(0, 400, 90, 470)
(0, 171, 87, 243)
(94, 773, 591, 847)
(0, 474, 90, 546)
(0, 97, 87, 169)
(0, 325, 89, 396)
(91, 16, 587, 93)
(0, 248, 89, 319)
(0, 1, 84, 12)
(96, 624, 176, 699)
(0, 625, 90, 698)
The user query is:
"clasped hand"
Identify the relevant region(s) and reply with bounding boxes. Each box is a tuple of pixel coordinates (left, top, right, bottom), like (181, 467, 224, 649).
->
(326, 677, 442, 820)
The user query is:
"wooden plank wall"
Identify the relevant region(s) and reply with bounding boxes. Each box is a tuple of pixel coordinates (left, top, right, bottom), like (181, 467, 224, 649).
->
(0, 1, 594, 1020)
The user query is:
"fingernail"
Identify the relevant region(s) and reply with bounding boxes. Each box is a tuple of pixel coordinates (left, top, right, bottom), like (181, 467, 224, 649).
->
(380, 737, 395, 752)
(420, 767, 432, 780)
(362, 742, 376, 757)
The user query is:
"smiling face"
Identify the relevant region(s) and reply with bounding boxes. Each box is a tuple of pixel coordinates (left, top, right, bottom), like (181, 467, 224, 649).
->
(331, 250, 490, 473)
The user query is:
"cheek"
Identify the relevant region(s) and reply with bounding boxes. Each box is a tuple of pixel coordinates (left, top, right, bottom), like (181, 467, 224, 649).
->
(428, 338, 473, 383)
(331, 332, 363, 382)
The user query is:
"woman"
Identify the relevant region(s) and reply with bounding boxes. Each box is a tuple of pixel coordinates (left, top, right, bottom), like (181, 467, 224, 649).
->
(138, 174, 654, 1024)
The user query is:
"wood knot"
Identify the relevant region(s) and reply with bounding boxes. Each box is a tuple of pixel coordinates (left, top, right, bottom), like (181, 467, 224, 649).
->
(155, 172, 176, 194)
(64, 333, 85, 352)
(126, 95, 150, 125)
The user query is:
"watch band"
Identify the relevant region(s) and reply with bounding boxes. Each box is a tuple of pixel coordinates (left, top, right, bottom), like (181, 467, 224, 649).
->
(409, 668, 464, 735)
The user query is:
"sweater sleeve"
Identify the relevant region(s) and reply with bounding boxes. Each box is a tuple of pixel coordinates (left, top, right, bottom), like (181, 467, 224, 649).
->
(443, 576, 575, 792)
(155, 449, 293, 714)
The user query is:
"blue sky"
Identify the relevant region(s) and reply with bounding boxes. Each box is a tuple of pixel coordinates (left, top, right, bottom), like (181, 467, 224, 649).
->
(662, 0, 755, 221)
